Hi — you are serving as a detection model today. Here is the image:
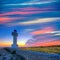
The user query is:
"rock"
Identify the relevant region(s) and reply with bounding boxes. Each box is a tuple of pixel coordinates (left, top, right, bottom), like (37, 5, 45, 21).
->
(0, 48, 60, 60)
(0, 48, 26, 60)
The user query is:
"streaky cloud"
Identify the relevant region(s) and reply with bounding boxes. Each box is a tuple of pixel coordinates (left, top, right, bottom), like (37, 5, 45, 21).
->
(55, 34, 60, 36)
(0, 17, 24, 23)
(0, 11, 43, 16)
(31, 27, 54, 35)
(46, 31, 60, 34)
(6, 17, 60, 26)
(46, 31, 60, 36)
(12, 7, 54, 11)
(30, 40, 60, 47)
(19, 17, 60, 25)
(5, 1, 56, 6)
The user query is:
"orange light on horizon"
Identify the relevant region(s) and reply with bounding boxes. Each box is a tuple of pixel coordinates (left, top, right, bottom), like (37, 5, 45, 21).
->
(31, 40, 60, 47)
(0, 40, 60, 47)
(18, 42, 26, 47)
(0, 42, 12, 47)
(0, 41, 26, 47)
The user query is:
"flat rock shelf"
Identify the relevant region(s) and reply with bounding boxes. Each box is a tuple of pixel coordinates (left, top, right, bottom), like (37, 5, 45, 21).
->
(0, 48, 60, 60)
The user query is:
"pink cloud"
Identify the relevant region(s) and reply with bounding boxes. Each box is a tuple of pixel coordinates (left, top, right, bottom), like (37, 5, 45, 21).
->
(0, 11, 44, 16)
(0, 7, 54, 17)
(0, 17, 23, 23)
(31, 27, 54, 35)
(12, 7, 54, 11)
(31, 40, 60, 47)
(26, 38, 60, 47)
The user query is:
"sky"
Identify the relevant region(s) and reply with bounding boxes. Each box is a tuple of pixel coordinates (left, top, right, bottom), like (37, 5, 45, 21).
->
(0, 0, 60, 47)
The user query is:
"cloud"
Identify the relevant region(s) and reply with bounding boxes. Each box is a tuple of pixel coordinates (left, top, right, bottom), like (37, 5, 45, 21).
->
(1, 7, 54, 17)
(5, 17, 60, 26)
(19, 17, 60, 25)
(26, 27, 60, 47)
(12, 7, 54, 11)
(26, 29, 60, 47)
(0, 7, 54, 17)
(26, 37, 60, 47)
(5, 1, 55, 6)
(46, 31, 60, 36)
(31, 27, 54, 35)
(26, 33, 60, 47)
(31, 40, 60, 46)
(0, 17, 23, 23)
(0, 11, 43, 16)
(47, 31, 60, 34)
(55, 34, 60, 36)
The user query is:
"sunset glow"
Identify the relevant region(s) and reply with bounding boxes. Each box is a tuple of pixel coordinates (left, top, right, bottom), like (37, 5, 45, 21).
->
(0, 41, 26, 47)
(31, 40, 60, 47)
(31, 27, 54, 35)
(0, 0, 60, 47)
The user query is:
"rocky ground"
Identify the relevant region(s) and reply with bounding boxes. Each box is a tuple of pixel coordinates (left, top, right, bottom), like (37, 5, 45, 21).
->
(0, 47, 60, 60)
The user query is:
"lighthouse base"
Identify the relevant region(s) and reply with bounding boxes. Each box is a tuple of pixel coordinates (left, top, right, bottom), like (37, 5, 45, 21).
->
(11, 44, 18, 48)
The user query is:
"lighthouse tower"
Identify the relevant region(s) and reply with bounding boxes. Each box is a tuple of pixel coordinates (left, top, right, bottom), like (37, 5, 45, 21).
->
(12, 30, 18, 48)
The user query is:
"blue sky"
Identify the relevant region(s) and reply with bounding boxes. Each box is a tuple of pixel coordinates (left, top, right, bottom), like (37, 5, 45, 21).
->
(0, 0, 60, 47)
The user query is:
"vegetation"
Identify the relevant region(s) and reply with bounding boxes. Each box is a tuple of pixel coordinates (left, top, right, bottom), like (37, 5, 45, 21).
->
(21, 46, 60, 54)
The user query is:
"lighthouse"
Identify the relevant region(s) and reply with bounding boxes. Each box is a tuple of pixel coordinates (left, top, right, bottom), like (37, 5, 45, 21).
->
(12, 30, 18, 48)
